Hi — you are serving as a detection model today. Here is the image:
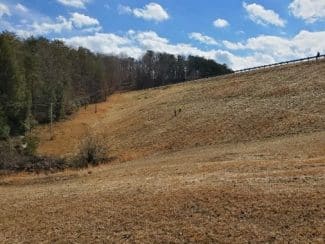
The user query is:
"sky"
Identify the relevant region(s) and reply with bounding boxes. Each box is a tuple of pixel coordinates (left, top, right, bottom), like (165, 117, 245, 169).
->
(0, 0, 324, 70)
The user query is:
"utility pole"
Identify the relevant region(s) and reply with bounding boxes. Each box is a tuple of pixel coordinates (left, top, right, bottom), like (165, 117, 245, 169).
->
(50, 102, 53, 140)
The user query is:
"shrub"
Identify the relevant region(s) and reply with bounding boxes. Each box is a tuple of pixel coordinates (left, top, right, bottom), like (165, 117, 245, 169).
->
(22, 135, 40, 156)
(73, 133, 108, 168)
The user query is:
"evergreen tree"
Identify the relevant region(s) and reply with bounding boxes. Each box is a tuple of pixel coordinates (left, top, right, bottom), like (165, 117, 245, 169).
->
(0, 32, 28, 135)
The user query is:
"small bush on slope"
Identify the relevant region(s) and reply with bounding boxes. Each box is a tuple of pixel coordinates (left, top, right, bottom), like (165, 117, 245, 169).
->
(73, 133, 108, 168)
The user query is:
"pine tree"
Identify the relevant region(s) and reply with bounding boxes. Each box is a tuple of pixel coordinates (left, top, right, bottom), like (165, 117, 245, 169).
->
(0, 32, 28, 135)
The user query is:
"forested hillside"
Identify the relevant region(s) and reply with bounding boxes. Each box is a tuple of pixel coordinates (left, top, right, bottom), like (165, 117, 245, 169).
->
(0, 32, 232, 138)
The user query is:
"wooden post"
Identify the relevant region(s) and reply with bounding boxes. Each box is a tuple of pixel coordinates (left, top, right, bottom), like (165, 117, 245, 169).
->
(95, 103, 97, 113)
(50, 102, 53, 140)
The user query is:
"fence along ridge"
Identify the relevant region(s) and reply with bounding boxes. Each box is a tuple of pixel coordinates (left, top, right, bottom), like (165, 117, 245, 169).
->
(234, 54, 325, 74)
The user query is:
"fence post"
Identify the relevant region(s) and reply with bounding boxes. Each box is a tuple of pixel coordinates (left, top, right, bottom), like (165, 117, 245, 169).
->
(50, 102, 53, 140)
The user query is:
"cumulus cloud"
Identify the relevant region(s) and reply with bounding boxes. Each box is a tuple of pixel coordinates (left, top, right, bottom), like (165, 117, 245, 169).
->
(70, 12, 99, 28)
(222, 30, 325, 69)
(133, 3, 169, 21)
(28, 16, 73, 35)
(62, 32, 143, 57)
(289, 0, 325, 23)
(13, 12, 100, 37)
(119, 2, 169, 22)
(0, 3, 10, 17)
(216, 50, 276, 70)
(118, 5, 132, 15)
(60, 29, 325, 70)
(133, 31, 223, 59)
(189, 32, 218, 45)
(61, 31, 216, 60)
(223, 30, 325, 60)
(57, 0, 89, 9)
(59, 30, 274, 70)
(213, 18, 229, 28)
(243, 2, 286, 27)
(15, 3, 28, 13)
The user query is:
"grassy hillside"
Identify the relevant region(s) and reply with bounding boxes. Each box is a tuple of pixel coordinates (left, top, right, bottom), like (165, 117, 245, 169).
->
(36, 59, 325, 161)
(1, 60, 324, 243)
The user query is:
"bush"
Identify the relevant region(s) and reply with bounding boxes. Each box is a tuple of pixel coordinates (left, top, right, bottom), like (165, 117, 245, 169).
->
(0, 138, 67, 174)
(73, 133, 108, 168)
(22, 135, 40, 156)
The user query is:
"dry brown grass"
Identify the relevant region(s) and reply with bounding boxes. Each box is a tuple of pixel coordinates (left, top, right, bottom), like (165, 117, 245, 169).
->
(35, 60, 325, 161)
(0, 60, 325, 243)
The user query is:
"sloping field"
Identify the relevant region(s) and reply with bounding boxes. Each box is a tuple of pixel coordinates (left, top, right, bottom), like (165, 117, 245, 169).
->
(1, 60, 325, 243)
(37, 60, 325, 161)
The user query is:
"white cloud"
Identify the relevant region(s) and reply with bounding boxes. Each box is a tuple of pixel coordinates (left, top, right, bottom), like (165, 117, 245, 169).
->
(213, 18, 229, 28)
(29, 16, 73, 35)
(223, 30, 325, 60)
(133, 3, 169, 21)
(223, 40, 246, 50)
(60, 30, 265, 70)
(62, 32, 143, 57)
(189, 32, 218, 45)
(1, 2, 48, 26)
(0, 3, 10, 17)
(289, 0, 325, 23)
(220, 30, 325, 70)
(70, 12, 99, 28)
(61, 31, 219, 61)
(243, 2, 286, 27)
(133, 31, 219, 59)
(119, 2, 169, 22)
(13, 12, 100, 37)
(15, 3, 28, 13)
(216, 50, 276, 70)
(61, 30, 325, 70)
(57, 0, 89, 9)
(118, 5, 132, 15)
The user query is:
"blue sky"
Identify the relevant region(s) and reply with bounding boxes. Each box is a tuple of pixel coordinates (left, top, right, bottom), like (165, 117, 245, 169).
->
(0, 0, 324, 69)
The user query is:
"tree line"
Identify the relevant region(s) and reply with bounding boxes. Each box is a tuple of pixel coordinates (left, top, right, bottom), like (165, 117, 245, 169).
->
(0, 31, 232, 138)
